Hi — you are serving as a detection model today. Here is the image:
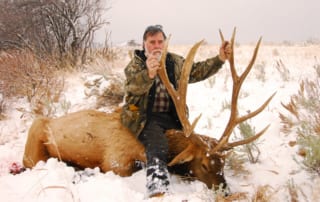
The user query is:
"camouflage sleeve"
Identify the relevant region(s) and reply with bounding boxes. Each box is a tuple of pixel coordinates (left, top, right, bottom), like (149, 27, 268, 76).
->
(124, 59, 154, 95)
(188, 55, 225, 83)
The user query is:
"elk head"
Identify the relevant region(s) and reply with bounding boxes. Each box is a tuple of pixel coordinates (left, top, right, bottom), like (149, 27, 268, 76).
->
(165, 129, 228, 189)
(158, 28, 276, 189)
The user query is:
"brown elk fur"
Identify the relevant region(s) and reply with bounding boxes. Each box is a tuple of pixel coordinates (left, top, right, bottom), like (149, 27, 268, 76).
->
(23, 109, 146, 177)
(165, 130, 227, 188)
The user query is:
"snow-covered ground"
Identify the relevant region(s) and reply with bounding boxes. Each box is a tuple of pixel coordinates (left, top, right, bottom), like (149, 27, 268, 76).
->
(1, 43, 320, 201)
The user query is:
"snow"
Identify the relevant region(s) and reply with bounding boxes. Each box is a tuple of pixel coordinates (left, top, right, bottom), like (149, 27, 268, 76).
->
(1, 43, 320, 201)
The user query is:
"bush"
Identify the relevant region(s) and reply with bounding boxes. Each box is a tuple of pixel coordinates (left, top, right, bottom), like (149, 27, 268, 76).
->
(0, 50, 64, 117)
(237, 122, 261, 163)
(280, 79, 320, 175)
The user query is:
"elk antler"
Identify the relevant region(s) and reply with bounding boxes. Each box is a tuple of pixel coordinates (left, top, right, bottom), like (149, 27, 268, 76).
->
(158, 37, 202, 137)
(210, 28, 276, 154)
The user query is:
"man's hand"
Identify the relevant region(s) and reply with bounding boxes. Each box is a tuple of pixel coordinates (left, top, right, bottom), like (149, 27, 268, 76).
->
(218, 41, 232, 62)
(146, 49, 162, 79)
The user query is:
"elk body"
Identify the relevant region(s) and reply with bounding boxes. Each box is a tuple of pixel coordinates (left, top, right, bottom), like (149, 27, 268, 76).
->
(23, 28, 275, 189)
(23, 109, 146, 176)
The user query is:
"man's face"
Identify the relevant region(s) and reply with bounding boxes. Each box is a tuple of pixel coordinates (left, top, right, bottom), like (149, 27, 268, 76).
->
(143, 32, 165, 57)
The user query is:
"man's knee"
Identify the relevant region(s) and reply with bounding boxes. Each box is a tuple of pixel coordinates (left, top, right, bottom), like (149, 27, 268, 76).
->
(139, 120, 169, 162)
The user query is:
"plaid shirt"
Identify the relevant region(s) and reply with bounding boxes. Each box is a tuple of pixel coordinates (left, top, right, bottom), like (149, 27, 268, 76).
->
(152, 76, 170, 112)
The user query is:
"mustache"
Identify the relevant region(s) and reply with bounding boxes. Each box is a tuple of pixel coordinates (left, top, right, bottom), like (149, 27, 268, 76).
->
(145, 49, 163, 61)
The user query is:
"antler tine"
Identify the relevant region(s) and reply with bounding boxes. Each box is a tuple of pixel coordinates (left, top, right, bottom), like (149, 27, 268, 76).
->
(178, 40, 204, 136)
(219, 28, 237, 80)
(179, 41, 204, 101)
(158, 36, 178, 98)
(158, 38, 203, 137)
(239, 37, 262, 84)
(226, 124, 270, 149)
(229, 27, 237, 81)
(219, 29, 225, 42)
(210, 28, 275, 154)
(238, 92, 276, 123)
(218, 92, 275, 151)
(158, 36, 180, 109)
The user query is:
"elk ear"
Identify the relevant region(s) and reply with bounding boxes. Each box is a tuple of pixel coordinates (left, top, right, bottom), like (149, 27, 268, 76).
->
(168, 145, 194, 166)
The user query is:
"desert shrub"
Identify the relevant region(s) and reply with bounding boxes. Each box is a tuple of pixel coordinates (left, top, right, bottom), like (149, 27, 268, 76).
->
(254, 61, 266, 82)
(84, 74, 124, 109)
(286, 179, 309, 202)
(88, 33, 120, 63)
(82, 51, 125, 109)
(280, 79, 320, 175)
(305, 37, 320, 45)
(0, 50, 64, 117)
(282, 40, 294, 46)
(297, 134, 320, 174)
(221, 99, 231, 112)
(225, 150, 249, 176)
(225, 121, 261, 177)
(252, 185, 275, 202)
(274, 59, 290, 81)
(272, 48, 280, 56)
(313, 57, 320, 77)
(237, 122, 261, 163)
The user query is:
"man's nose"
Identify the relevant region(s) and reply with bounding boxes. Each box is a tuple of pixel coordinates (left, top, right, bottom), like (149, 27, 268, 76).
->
(154, 42, 162, 49)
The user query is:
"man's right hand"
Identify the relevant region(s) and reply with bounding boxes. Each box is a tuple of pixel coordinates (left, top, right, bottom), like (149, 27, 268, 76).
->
(146, 50, 162, 79)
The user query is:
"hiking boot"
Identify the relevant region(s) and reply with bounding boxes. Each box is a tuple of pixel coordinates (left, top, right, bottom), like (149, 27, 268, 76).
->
(146, 157, 170, 198)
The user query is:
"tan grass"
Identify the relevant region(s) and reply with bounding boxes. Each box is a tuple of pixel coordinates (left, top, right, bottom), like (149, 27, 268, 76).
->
(0, 50, 64, 117)
(215, 192, 248, 202)
(82, 53, 125, 109)
(252, 185, 275, 202)
(279, 113, 294, 134)
(287, 180, 302, 202)
(274, 59, 290, 81)
(225, 151, 250, 176)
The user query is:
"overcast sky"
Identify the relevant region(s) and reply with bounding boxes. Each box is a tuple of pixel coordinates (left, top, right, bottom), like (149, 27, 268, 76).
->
(102, 0, 319, 45)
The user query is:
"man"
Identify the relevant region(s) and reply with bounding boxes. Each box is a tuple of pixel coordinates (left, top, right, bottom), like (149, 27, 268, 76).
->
(121, 25, 231, 197)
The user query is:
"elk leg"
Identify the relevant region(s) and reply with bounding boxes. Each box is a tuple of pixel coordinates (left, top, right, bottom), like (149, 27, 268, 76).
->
(23, 118, 50, 168)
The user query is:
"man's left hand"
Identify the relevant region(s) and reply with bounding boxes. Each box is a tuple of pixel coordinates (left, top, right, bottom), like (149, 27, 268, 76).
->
(219, 41, 232, 62)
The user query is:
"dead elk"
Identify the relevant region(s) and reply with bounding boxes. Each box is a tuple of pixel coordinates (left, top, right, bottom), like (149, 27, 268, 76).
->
(23, 28, 275, 190)
(23, 109, 146, 176)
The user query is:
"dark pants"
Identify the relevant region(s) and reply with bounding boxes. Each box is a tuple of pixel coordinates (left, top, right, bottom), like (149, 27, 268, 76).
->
(138, 112, 181, 196)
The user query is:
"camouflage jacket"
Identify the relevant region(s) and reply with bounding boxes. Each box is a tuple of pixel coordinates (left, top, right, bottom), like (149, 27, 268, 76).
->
(121, 49, 224, 137)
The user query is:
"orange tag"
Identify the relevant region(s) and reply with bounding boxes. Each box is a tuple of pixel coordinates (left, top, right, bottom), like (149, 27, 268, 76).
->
(129, 104, 139, 111)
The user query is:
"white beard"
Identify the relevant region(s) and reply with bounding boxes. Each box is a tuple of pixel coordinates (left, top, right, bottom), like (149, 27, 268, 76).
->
(145, 48, 162, 61)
